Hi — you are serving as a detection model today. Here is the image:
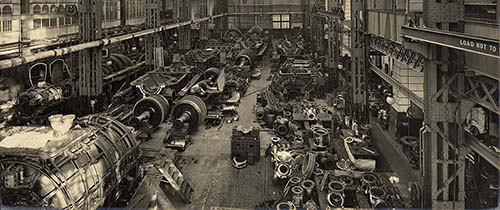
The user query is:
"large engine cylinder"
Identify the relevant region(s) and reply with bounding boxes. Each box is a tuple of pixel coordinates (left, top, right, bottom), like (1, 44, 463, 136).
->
(0, 115, 140, 209)
(17, 85, 64, 119)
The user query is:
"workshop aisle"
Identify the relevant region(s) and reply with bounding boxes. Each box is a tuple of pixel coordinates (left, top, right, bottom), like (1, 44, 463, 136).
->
(168, 56, 281, 209)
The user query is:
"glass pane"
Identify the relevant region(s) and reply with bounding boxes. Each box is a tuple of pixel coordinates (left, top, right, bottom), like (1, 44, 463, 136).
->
(34, 19, 41, 29)
(42, 19, 49, 27)
(281, 15, 290, 21)
(50, 18, 57, 27)
(272, 22, 281, 29)
(272, 15, 281, 21)
(282, 22, 290, 29)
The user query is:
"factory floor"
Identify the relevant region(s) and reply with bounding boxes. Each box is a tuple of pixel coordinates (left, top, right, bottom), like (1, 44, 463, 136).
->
(141, 56, 279, 210)
(140, 55, 413, 210)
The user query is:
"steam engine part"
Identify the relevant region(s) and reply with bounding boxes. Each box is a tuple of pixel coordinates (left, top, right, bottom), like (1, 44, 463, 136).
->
(290, 176, 302, 186)
(231, 126, 261, 164)
(235, 48, 256, 68)
(301, 179, 315, 199)
(172, 95, 208, 130)
(303, 108, 317, 120)
(276, 201, 296, 210)
(311, 125, 329, 149)
(16, 85, 64, 120)
(275, 163, 292, 179)
(131, 66, 194, 97)
(273, 116, 290, 137)
(338, 175, 354, 187)
(0, 115, 140, 209)
(361, 173, 380, 191)
(327, 192, 345, 208)
(328, 181, 345, 196)
(291, 186, 304, 207)
(369, 187, 387, 208)
(224, 28, 243, 42)
(132, 94, 170, 132)
(312, 168, 324, 177)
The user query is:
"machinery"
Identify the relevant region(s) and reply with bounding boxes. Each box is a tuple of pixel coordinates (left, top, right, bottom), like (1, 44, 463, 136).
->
(131, 94, 171, 135)
(171, 95, 208, 131)
(0, 115, 140, 209)
(12, 53, 142, 125)
(270, 58, 325, 101)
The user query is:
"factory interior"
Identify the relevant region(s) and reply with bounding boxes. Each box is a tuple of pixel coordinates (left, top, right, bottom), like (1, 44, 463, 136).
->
(0, 0, 499, 209)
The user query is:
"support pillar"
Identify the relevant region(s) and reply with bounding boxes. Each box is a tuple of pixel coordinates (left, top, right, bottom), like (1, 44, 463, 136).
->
(145, 0, 163, 71)
(350, 0, 368, 123)
(78, 0, 103, 111)
(179, 0, 191, 51)
(422, 1, 466, 209)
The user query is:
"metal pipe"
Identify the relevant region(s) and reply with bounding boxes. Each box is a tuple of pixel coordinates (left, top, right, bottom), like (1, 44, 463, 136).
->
(419, 123, 429, 178)
(0, 14, 226, 70)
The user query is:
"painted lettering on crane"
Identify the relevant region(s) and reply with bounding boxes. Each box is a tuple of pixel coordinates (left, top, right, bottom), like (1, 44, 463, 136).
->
(459, 39, 498, 55)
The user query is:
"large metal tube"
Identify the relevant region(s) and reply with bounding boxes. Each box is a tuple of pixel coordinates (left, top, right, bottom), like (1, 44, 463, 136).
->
(0, 115, 140, 209)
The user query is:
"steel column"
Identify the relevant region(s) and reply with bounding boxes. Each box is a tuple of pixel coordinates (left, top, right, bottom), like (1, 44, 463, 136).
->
(145, 0, 163, 71)
(350, 0, 368, 122)
(422, 1, 466, 209)
(78, 0, 103, 98)
(179, 0, 191, 51)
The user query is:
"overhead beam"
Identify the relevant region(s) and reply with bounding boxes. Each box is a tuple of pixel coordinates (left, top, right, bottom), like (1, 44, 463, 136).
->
(402, 26, 500, 60)
(316, 10, 344, 19)
(467, 133, 500, 170)
(370, 64, 424, 109)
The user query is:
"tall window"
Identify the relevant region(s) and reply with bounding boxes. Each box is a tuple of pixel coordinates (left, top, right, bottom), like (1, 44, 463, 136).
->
(104, 0, 119, 20)
(49, 18, 57, 27)
(272, 14, 290, 29)
(34, 19, 42, 29)
(2, 20, 12, 32)
(1, 6, 13, 32)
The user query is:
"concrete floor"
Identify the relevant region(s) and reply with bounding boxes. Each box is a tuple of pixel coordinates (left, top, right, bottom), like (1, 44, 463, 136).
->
(140, 56, 282, 210)
(174, 57, 280, 210)
(139, 50, 413, 209)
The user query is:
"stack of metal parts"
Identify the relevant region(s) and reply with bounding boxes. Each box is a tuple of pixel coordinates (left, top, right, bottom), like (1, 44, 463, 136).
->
(231, 126, 261, 166)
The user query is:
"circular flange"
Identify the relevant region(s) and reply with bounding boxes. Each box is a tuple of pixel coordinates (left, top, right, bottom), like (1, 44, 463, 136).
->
(172, 95, 207, 129)
(132, 95, 170, 129)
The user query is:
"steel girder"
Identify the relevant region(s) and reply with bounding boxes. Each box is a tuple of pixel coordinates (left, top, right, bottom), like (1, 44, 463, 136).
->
(454, 75, 500, 115)
(421, 1, 467, 209)
(370, 64, 424, 109)
(179, 0, 191, 51)
(325, 0, 344, 70)
(78, 0, 103, 97)
(145, 0, 162, 71)
(370, 35, 425, 72)
(402, 26, 500, 60)
(350, 0, 368, 122)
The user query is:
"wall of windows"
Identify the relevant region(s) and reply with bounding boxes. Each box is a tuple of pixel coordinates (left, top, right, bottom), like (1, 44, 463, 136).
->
(104, 0, 119, 21)
(272, 14, 290, 29)
(128, 0, 145, 18)
(32, 4, 75, 29)
(0, 5, 13, 33)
